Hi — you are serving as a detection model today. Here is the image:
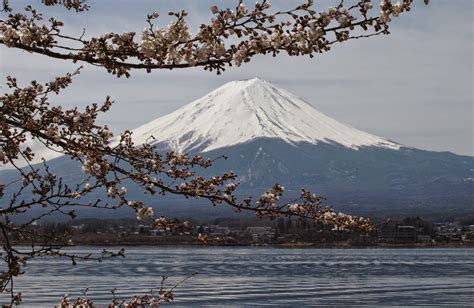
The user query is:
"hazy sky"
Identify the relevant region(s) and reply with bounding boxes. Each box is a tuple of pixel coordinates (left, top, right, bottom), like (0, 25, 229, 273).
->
(1, 1, 473, 156)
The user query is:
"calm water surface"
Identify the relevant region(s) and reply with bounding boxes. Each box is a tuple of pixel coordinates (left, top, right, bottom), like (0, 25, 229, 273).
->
(2, 247, 474, 307)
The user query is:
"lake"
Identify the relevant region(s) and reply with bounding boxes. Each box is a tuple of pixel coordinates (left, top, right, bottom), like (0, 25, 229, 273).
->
(2, 247, 474, 307)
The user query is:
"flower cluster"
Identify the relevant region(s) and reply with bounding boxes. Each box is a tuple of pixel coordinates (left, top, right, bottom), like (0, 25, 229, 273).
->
(256, 184, 285, 215)
(57, 272, 186, 308)
(319, 211, 371, 231)
(379, 0, 412, 24)
(256, 187, 371, 231)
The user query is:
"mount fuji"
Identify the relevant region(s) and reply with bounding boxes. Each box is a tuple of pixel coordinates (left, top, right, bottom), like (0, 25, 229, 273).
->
(1, 78, 473, 218)
(128, 78, 473, 216)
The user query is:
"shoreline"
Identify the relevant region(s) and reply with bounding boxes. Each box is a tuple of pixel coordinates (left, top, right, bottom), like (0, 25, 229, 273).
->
(56, 241, 474, 249)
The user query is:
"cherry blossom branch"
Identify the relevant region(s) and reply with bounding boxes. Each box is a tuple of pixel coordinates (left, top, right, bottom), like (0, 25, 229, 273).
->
(0, 0, 425, 77)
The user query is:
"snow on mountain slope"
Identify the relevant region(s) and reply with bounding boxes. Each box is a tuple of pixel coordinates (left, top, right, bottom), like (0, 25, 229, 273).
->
(132, 78, 400, 153)
(0, 134, 64, 170)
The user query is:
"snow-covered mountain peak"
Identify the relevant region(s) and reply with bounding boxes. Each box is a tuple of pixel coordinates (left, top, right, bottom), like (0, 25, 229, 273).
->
(132, 78, 401, 153)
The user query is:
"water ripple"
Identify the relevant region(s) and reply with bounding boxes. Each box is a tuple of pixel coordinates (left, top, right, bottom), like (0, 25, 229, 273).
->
(1, 247, 473, 307)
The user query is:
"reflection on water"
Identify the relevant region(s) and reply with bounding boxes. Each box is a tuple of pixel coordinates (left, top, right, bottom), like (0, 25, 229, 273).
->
(2, 247, 474, 307)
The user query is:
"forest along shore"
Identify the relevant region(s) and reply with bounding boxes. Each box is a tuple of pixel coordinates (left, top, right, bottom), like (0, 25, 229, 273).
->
(3, 216, 474, 248)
